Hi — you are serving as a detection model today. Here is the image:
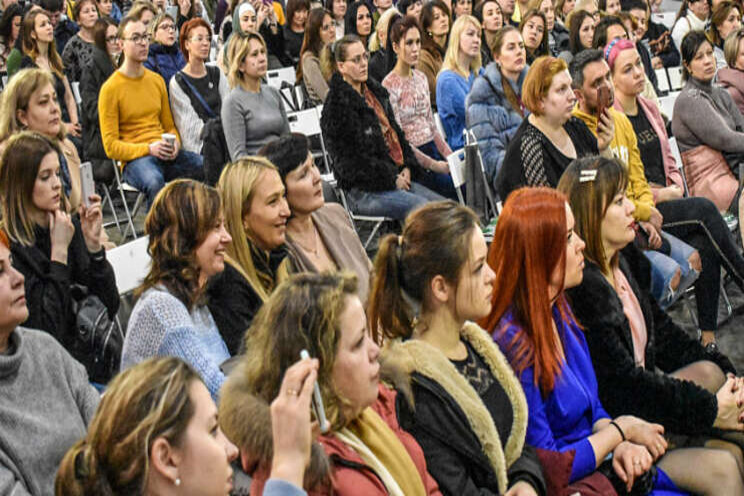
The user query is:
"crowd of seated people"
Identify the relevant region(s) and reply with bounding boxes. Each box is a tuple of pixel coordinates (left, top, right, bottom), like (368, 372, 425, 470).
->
(6, 0, 744, 493)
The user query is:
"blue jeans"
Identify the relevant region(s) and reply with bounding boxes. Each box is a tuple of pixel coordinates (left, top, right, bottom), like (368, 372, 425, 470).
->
(346, 182, 445, 220)
(122, 150, 204, 209)
(417, 141, 458, 200)
(644, 231, 699, 309)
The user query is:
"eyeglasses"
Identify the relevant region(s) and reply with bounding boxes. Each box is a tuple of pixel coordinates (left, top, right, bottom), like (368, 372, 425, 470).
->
(158, 23, 176, 31)
(123, 33, 149, 44)
(105, 35, 119, 43)
(345, 51, 369, 64)
(189, 35, 213, 43)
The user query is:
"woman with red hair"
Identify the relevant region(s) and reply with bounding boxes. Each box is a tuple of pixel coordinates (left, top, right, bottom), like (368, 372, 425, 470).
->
(482, 186, 684, 495)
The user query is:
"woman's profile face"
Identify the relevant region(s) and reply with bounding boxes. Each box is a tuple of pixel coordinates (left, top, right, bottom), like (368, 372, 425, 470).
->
(521, 15, 544, 51)
(78, 0, 99, 30)
(356, 4, 372, 36)
(686, 40, 716, 82)
(195, 214, 232, 284)
(495, 29, 526, 74)
(97, 0, 112, 15)
(337, 40, 369, 85)
(105, 24, 122, 57)
(331, 295, 381, 417)
(453, 226, 496, 322)
(31, 151, 63, 214)
(154, 16, 176, 46)
(320, 13, 336, 45)
(481, 1, 503, 32)
(333, 0, 347, 19)
(718, 8, 742, 42)
(32, 13, 54, 44)
(17, 82, 61, 138)
(185, 25, 211, 62)
(549, 203, 585, 298)
(165, 380, 239, 496)
(0, 243, 29, 333)
(243, 169, 290, 251)
(239, 6, 257, 32)
(239, 38, 268, 79)
(540, 69, 576, 123)
(285, 153, 324, 216)
(579, 15, 595, 49)
(611, 48, 645, 97)
(600, 190, 636, 254)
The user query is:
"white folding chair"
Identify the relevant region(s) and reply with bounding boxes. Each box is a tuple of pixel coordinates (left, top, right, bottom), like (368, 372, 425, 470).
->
(1, 74, 7, 88)
(655, 68, 670, 94)
(288, 107, 333, 173)
(71, 81, 82, 105)
(651, 11, 676, 29)
(446, 148, 467, 205)
(265, 67, 296, 90)
(107, 236, 151, 295)
(435, 113, 446, 140)
(659, 93, 677, 120)
(111, 160, 146, 240)
(335, 187, 392, 250)
(667, 66, 683, 91)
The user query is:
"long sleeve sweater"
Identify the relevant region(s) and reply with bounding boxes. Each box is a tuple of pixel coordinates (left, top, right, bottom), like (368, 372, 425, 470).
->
(494, 308, 610, 483)
(221, 83, 290, 161)
(98, 69, 180, 164)
(0, 327, 99, 496)
(573, 106, 655, 222)
(169, 68, 229, 153)
(122, 286, 229, 400)
(436, 69, 477, 150)
(671, 75, 744, 155)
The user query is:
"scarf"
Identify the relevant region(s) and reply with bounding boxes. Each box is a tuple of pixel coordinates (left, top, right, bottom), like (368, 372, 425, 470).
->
(364, 85, 404, 167)
(335, 407, 427, 496)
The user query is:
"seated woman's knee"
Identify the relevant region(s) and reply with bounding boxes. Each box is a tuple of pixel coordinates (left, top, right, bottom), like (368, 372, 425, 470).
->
(688, 250, 702, 273)
(670, 267, 681, 292)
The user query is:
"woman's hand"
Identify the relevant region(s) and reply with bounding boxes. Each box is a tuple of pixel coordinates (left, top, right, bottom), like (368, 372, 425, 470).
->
(615, 416, 667, 460)
(612, 441, 653, 493)
(504, 481, 539, 496)
(270, 357, 320, 488)
(714, 376, 744, 430)
(648, 206, 664, 231)
(639, 221, 662, 250)
(49, 209, 75, 264)
(178, 0, 191, 16)
(65, 121, 82, 138)
(396, 168, 411, 190)
(79, 194, 103, 254)
(656, 185, 683, 203)
(431, 160, 450, 174)
(596, 109, 615, 152)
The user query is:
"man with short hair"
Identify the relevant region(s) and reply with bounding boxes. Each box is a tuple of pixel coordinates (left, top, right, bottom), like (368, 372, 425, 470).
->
(495, 0, 518, 25)
(99, 16, 203, 209)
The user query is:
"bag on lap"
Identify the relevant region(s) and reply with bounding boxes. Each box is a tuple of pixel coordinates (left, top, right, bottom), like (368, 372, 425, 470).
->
(681, 144, 738, 211)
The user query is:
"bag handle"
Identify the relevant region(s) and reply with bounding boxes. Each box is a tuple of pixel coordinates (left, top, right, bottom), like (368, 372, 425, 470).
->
(177, 72, 216, 119)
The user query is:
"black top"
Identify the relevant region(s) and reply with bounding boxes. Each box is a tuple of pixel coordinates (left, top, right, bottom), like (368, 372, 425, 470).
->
(282, 25, 304, 65)
(177, 66, 224, 119)
(627, 109, 666, 186)
(496, 116, 598, 200)
(452, 340, 514, 443)
(10, 217, 119, 370)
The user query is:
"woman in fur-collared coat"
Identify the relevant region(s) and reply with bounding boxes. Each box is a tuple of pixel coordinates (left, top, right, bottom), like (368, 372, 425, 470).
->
(369, 201, 546, 496)
(319, 35, 443, 220)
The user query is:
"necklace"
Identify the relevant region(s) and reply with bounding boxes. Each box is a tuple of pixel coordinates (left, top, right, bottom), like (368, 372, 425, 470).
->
(292, 224, 320, 256)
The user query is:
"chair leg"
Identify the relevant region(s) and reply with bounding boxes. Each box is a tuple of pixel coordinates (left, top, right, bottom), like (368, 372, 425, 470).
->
(363, 220, 384, 250)
(100, 184, 122, 233)
(122, 193, 145, 240)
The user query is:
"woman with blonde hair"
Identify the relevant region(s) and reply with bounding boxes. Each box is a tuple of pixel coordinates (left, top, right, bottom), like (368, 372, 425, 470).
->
(122, 179, 232, 400)
(219, 272, 443, 495)
(19, 9, 80, 138)
(437, 15, 482, 149)
(221, 31, 289, 162)
(368, 7, 399, 82)
(207, 157, 291, 356)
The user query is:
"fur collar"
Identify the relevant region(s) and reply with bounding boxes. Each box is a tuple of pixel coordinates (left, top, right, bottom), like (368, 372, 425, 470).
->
(328, 71, 390, 107)
(380, 322, 527, 494)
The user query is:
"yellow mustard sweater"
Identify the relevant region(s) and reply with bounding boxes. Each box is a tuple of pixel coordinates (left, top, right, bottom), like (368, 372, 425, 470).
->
(572, 106, 655, 221)
(98, 69, 180, 165)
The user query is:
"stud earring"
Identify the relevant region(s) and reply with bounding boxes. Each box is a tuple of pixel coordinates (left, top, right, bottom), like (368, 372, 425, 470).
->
(175, 477, 181, 486)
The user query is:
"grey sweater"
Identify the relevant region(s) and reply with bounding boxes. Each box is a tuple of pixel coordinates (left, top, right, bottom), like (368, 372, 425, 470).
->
(0, 327, 99, 495)
(221, 83, 290, 160)
(671, 76, 744, 154)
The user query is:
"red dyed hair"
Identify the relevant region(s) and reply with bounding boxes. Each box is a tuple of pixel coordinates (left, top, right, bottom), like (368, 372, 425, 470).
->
(478, 187, 577, 394)
(179, 17, 212, 62)
(0, 229, 8, 248)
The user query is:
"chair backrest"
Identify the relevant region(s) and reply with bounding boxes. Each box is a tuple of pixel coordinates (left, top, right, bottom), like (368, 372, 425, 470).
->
(655, 68, 670, 94)
(107, 236, 151, 295)
(288, 108, 322, 136)
(668, 136, 690, 196)
(659, 93, 677, 119)
(71, 81, 81, 105)
(651, 11, 676, 29)
(265, 67, 296, 89)
(446, 148, 467, 204)
(667, 66, 683, 91)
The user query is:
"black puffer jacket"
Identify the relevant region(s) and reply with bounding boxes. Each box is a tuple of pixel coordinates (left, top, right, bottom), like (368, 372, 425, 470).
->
(10, 218, 119, 365)
(320, 72, 422, 192)
(567, 244, 736, 435)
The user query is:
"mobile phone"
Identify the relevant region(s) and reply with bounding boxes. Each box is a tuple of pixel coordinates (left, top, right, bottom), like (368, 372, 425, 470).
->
(300, 349, 331, 434)
(597, 85, 611, 119)
(166, 5, 178, 21)
(79, 162, 95, 208)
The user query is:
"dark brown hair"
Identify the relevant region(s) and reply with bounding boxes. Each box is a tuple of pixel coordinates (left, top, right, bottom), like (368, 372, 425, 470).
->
(367, 201, 480, 343)
(420, 0, 450, 55)
(137, 179, 222, 310)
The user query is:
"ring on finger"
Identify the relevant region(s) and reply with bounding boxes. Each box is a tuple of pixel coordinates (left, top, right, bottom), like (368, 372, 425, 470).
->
(286, 388, 299, 396)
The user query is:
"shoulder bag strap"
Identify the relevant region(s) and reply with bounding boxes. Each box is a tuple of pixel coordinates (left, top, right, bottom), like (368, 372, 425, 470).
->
(177, 72, 217, 118)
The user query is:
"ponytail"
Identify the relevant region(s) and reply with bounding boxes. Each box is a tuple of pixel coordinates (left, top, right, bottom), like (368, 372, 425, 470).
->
(55, 440, 113, 496)
(368, 234, 417, 344)
(367, 201, 480, 343)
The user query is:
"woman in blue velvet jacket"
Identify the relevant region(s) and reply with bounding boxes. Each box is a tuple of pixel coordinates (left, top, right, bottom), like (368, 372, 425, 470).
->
(466, 25, 528, 192)
(145, 13, 187, 87)
(482, 186, 690, 495)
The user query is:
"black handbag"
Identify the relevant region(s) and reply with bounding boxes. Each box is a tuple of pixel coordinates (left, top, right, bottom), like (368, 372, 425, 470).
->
(71, 284, 123, 384)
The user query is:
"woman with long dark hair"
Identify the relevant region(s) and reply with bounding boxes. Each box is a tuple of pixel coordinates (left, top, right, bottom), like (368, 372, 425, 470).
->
(0, 4, 22, 73)
(297, 7, 335, 105)
(419, 0, 450, 107)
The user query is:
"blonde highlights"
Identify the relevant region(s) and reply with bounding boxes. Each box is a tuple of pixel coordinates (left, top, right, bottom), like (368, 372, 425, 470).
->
(0, 68, 64, 143)
(226, 31, 267, 88)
